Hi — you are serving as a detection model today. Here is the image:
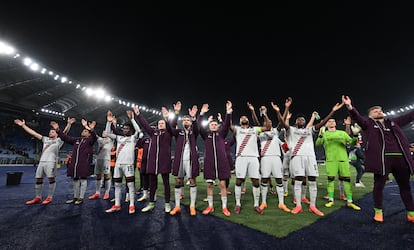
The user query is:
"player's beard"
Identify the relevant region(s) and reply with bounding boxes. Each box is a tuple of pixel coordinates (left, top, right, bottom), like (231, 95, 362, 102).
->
(297, 124, 305, 129)
(241, 121, 249, 126)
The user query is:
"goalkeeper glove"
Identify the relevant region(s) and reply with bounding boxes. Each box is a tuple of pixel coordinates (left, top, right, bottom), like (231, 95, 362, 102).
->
(318, 126, 326, 137)
(351, 123, 361, 135)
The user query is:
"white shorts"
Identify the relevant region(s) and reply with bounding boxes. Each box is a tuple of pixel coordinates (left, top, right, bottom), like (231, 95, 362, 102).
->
(95, 159, 111, 175)
(290, 155, 319, 177)
(114, 163, 135, 178)
(36, 161, 56, 178)
(177, 159, 191, 179)
(235, 156, 260, 179)
(260, 156, 283, 179)
(282, 156, 291, 177)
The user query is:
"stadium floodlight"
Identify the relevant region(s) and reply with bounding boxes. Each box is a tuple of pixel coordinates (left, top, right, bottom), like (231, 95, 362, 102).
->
(23, 57, 32, 66)
(104, 95, 112, 102)
(169, 112, 175, 120)
(201, 120, 209, 127)
(30, 63, 39, 71)
(1, 39, 164, 121)
(0, 41, 15, 55)
(94, 88, 105, 99)
(85, 87, 94, 96)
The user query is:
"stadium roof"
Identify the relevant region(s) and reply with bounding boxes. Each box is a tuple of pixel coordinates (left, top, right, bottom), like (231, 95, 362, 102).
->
(0, 43, 162, 129)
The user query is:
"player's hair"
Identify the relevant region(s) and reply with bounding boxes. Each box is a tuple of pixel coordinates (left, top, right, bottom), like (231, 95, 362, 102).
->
(368, 105, 382, 114)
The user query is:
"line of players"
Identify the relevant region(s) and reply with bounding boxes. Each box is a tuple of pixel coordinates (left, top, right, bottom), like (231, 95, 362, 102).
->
(17, 97, 363, 217)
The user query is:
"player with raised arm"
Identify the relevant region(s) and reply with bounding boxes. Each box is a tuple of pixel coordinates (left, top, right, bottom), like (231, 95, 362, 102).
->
(272, 97, 343, 216)
(105, 109, 142, 214)
(14, 117, 74, 205)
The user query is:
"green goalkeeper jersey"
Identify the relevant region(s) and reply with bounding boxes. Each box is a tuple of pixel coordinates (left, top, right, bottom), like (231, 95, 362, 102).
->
(315, 130, 356, 162)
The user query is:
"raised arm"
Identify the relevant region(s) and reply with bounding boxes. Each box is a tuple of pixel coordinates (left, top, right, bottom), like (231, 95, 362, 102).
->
(271, 101, 288, 130)
(161, 106, 170, 121)
(276, 97, 292, 131)
(344, 116, 352, 135)
(188, 105, 198, 119)
(306, 111, 319, 128)
(259, 105, 272, 132)
(81, 119, 96, 131)
(314, 101, 344, 131)
(62, 117, 76, 134)
(135, 105, 155, 135)
(221, 100, 233, 138)
(51, 121, 76, 144)
(197, 103, 209, 138)
(106, 110, 118, 139)
(342, 95, 353, 110)
(14, 119, 42, 140)
(247, 102, 261, 126)
(50, 121, 60, 132)
(127, 109, 141, 137)
(173, 101, 182, 115)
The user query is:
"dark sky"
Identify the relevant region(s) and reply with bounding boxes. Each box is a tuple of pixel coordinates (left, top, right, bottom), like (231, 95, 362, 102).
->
(2, 3, 414, 123)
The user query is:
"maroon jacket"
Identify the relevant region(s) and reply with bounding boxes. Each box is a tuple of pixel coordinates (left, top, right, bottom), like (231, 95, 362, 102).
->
(348, 107, 414, 175)
(198, 112, 232, 180)
(170, 116, 200, 178)
(136, 114, 172, 174)
(136, 135, 150, 174)
(58, 130, 97, 178)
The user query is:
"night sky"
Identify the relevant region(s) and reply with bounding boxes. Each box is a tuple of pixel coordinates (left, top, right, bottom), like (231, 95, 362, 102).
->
(2, 3, 414, 125)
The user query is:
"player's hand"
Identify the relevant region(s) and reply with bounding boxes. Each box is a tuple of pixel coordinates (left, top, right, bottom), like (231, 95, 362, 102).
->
(351, 123, 361, 135)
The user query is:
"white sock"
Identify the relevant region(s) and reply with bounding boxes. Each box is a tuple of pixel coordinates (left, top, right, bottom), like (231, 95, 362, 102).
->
(261, 183, 268, 205)
(207, 195, 214, 208)
(142, 190, 148, 198)
(104, 179, 111, 194)
(80, 179, 87, 199)
(35, 183, 42, 198)
(235, 185, 242, 206)
(73, 179, 80, 199)
(114, 182, 122, 206)
(221, 196, 228, 209)
(95, 179, 101, 194)
(47, 182, 56, 198)
(283, 179, 288, 193)
(127, 182, 135, 206)
(294, 180, 303, 207)
(308, 181, 317, 207)
(276, 185, 284, 205)
(190, 186, 197, 207)
(301, 183, 306, 199)
(252, 186, 260, 207)
(174, 188, 181, 207)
